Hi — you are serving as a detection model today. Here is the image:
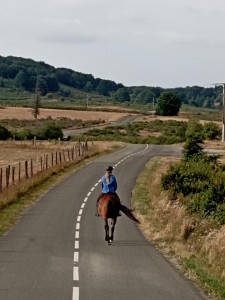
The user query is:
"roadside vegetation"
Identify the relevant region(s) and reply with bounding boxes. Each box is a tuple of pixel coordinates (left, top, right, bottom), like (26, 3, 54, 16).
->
(132, 120, 225, 299)
(0, 117, 104, 140)
(0, 65, 225, 299)
(0, 140, 125, 235)
(81, 119, 221, 145)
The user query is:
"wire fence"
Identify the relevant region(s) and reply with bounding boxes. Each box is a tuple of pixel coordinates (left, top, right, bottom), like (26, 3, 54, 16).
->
(0, 138, 90, 193)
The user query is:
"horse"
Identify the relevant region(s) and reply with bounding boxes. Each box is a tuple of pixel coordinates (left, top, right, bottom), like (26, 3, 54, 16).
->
(97, 193, 140, 245)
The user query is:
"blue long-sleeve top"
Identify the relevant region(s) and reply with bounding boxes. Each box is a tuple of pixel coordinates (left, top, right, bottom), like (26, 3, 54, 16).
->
(101, 174, 117, 193)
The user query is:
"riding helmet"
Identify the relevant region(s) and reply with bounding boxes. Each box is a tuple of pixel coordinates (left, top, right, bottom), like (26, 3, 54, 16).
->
(106, 166, 113, 172)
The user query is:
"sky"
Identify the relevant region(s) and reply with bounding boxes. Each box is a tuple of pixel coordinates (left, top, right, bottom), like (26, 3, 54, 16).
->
(1, 0, 225, 88)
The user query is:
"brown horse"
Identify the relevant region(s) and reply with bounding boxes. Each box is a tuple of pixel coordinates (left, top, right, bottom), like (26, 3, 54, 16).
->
(97, 193, 140, 244)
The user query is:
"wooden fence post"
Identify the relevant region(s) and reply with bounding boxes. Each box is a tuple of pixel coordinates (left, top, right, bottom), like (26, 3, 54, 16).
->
(67, 148, 70, 161)
(46, 154, 48, 169)
(6, 165, 10, 187)
(0, 168, 2, 192)
(31, 158, 33, 177)
(71, 147, 74, 160)
(85, 137, 88, 150)
(78, 142, 81, 156)
(12, 166, 15, 184)
(18, 162, 21, 181)
(25, 161, 28, 179)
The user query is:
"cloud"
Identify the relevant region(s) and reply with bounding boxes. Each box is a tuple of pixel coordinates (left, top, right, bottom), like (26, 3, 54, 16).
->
(39, 31, 97, 44)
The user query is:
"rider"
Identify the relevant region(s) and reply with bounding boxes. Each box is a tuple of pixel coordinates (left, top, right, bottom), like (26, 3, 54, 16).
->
(95, 166, 121, 216)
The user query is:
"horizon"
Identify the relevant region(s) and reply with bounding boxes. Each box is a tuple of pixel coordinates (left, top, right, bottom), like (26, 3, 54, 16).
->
(1, 1, 225, 89)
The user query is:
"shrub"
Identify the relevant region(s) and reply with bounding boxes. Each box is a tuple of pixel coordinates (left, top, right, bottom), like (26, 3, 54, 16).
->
(162, 154, 225, 223)
(40, 123, 63, 140)
(203, 122, 221, 140)
(187, 189, 218, 217)
(214, 204, 225, 225)
(0, 125, 11, 140)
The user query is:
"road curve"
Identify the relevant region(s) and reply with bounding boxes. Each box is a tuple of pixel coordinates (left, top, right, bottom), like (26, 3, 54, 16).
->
(63, 114, 140, 137)
(0, 144, 209, 300)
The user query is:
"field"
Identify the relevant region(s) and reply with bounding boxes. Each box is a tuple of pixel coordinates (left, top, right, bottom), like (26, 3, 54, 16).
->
(0, 141, 71, 167)
(0, 106, 134, 122)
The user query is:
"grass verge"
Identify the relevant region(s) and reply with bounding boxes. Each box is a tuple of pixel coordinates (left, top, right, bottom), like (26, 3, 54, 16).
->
(132, 156, 225, 300)
(0, 141, 125, 236)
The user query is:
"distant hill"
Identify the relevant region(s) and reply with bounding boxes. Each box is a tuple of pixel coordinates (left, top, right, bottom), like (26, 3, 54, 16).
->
(0, 55, 222, 108)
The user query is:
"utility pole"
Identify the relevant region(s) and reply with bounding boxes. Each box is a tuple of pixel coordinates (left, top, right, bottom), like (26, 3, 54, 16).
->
(152, 97, 155, 114)
(215, 83, 225, 142)
(86, 94, 89, 108)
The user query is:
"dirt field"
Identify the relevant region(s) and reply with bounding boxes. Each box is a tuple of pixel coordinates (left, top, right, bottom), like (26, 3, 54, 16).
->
(0, 141, 65, 167)
(0, 107, 132, 122)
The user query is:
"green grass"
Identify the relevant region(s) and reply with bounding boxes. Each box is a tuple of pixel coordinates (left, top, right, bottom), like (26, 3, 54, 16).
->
(132, 157, 225, 300)
(82, 120, 187, 144)
(183, 258, 225, 300)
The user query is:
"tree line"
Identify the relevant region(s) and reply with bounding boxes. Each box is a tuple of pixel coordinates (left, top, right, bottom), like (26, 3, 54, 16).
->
(0, 55, 222, 108)
(0, 55, 124, 97)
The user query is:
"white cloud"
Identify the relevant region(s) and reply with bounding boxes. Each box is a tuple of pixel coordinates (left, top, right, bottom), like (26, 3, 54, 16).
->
(1, 0, 225, 87)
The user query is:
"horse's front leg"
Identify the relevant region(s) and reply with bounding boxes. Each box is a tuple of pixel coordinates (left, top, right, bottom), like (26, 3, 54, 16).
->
(104, 218, 109, 242)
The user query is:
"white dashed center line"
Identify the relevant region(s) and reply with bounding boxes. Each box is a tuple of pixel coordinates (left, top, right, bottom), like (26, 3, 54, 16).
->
(71, 144, 149, 300)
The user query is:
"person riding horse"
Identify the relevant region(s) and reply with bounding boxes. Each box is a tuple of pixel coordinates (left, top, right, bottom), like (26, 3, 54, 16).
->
(95, 166, 121, 216)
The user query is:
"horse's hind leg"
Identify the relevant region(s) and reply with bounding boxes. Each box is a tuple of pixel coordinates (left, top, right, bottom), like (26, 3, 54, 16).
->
(104, 219, 109, 242)
(109, 218, 117, 243)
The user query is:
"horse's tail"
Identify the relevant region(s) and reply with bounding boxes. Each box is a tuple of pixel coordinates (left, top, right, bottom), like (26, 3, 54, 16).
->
(120, 204, 140, 224)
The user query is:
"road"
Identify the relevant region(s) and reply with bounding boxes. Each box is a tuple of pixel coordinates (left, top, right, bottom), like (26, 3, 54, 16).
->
(63, 114, 140, 137)
(0, 144, 209, 300)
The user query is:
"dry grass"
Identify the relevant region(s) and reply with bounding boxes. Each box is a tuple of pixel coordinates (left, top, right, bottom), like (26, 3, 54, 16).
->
(0, 140, 125, 235)
(0, 106, 132, 122)
(88, 105, 135, 112)
(0, 140, 67, 167)
(0, 139, 125, 190)
(136, 114, 222, 126)
(132, 156, 225, 298)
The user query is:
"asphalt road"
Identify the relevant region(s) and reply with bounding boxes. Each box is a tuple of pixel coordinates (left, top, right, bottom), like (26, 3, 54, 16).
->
(0, 144, 209, 300)
(63, 114, 140, 137)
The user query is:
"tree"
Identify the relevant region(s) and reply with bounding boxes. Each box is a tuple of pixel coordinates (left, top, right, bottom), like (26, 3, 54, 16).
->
(183, 120, 204, 159)
(41, 123, 63, 140)
(32, 77, 41, 119)
(113, 88, 130, 102)
(85, 81, 93, 92)
(45, 75, 59, 92)
(15, 70, 27, 88)
(0, 126, 11, 140)
(155, 92, 181, 116)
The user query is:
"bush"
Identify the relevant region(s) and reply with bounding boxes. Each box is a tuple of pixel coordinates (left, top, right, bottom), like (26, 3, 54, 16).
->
(162, 155, 225, 223)
(40, 123, 63, 140)
(187, 189, 218, 217)
(214, 204, 225, 225)
(0, 125, 11, 140)
(203, 122, 221, 140)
